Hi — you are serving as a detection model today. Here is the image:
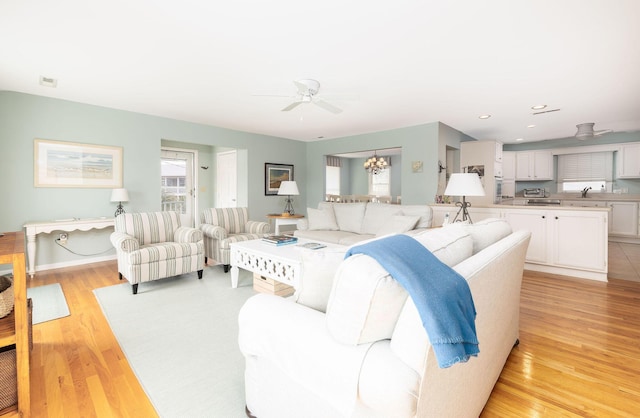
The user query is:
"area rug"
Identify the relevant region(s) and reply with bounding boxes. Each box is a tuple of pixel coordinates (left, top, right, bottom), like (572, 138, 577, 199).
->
(93, 268, 256, 418)
(27, 283, 70, 324)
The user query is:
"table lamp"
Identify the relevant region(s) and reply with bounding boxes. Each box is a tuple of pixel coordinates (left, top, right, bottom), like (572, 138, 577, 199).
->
(444, 173, 485, 223)
(277, 181, 299, 216)
(110, 188, 129, 217)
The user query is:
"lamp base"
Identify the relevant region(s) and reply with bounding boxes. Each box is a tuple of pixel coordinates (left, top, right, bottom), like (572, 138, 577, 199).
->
(114, 203, 125, 217)
(451, 197, 473, 223)
(283, 197, 295, 216)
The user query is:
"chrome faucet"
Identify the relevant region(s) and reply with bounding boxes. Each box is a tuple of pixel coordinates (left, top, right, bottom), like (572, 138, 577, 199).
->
(581, 186, 592, 198)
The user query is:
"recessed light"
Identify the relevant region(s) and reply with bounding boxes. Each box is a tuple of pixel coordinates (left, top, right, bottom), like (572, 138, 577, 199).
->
(527, 124, 536, 128)
(478, 114, 491, 120)
(531, 105, 547, 110)
(39, 76, 57, 88)
(515, 138, 524, 141)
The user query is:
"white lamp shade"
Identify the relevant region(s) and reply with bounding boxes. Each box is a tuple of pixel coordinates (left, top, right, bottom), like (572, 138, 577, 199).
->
(444, 173, 485, 197)
(110, 188, 129, 202)
(277, 181, 299, 196)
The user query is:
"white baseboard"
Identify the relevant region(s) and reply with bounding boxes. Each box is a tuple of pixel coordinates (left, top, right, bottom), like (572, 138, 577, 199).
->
(34, 254, 117, 274)
(524, 263, 608, 282)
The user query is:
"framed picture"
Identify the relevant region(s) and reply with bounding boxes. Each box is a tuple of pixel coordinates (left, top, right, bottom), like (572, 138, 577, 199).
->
(34, 139, 123, 188)
(265, 163, 294, 195)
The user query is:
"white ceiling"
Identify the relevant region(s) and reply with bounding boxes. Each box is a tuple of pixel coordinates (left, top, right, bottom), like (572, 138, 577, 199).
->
(1, 0, 639, 144)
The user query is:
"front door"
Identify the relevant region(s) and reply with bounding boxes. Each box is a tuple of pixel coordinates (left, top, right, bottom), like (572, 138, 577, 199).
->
(161, 148, 197, 227)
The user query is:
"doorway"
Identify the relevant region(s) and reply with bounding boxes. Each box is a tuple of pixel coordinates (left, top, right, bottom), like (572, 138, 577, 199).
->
(161, 148, 198, 227)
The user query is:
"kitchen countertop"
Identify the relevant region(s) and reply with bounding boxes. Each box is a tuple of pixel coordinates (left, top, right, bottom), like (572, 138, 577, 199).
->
(431, 203, 611, 211)
(504, 193, 640, 202)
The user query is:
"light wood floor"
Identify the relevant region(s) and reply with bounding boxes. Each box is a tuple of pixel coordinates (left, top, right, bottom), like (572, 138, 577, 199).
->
(3, 252, 640, 417)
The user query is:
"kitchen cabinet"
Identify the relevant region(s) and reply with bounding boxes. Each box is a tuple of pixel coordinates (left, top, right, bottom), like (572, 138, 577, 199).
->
(503, 209, 548, 263)
(607, 201, 639, 236)
(616, 143, 640, 178)
(502, 207, 608, 281)
(515, 150, 553, 181)
(553, 211, 607, 272)
(502, 151, 516, 181)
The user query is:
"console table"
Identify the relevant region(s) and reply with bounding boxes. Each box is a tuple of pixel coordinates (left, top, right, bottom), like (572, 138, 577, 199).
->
(0, 232, 29, 417)
(23, 217, 115, 277)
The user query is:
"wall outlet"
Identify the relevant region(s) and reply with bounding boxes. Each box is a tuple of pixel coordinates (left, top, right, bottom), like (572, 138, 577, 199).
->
(59, 233, 68, 245)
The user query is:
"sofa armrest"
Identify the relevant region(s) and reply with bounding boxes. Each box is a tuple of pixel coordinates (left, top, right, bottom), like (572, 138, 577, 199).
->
(239, 294, 372, 416)
(174, 226, 203, 243)
(110, 231, 140, 252)
(245, 220, 270, 234)
(200, 224, 228, 240)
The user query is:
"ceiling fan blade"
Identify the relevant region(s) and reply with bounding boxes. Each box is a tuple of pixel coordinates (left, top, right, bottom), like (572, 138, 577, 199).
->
(281, 101, 303, 112)
(293, 80, 310, 94)
(594, 129, 613, 136)
(314, 99, 342, 114)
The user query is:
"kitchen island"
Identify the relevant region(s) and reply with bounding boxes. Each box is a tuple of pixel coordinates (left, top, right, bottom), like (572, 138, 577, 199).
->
(430, 203, 609, 281)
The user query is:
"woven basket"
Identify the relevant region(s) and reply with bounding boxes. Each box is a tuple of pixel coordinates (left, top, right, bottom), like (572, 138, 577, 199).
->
(0, 275, 14, 319)
(0, 345, 17, 411)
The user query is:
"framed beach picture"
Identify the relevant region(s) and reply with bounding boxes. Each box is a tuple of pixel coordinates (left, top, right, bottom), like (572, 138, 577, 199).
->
(34, 139, 123, 188)
(265, 163, 294, 195)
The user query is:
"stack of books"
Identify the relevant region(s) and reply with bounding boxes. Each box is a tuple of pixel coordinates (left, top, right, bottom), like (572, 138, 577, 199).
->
(262, 235, 298, 246)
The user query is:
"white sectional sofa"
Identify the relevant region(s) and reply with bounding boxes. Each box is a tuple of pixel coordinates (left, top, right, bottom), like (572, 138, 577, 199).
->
(239, 219, 531, 418)
(294, 202, 433, 245)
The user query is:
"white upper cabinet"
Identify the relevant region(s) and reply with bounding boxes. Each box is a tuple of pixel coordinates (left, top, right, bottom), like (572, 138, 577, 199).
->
(616, 143, 640, 178)
(515, 150, 553, 181)
(502, 151, 516, 181)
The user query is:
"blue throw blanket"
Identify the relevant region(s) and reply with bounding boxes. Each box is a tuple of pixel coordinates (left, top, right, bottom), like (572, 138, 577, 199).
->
(345, 234, 479, 368)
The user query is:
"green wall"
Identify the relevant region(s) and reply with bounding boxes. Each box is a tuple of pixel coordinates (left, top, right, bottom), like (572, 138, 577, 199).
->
(0, 91, 478, 272)
(0, 91, 306, 270)
(305, 122, 469, 207)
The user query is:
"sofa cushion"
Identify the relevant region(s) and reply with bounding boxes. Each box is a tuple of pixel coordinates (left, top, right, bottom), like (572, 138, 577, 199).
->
(411, 225, 473, 267)
(332, 203, 367, 233)
(294, 229, 360, 245)
(375, 215, 420, 237)
(326, 226, 473, 348)
(361, 203, 403, 234)
(460, 218, 512, 254)
(295, 248, 347, 313)
(397, 205, 433, 229)
(337, 234, 376, 246)
(326, 253, 409, 345)
(307, 207, 339, 231)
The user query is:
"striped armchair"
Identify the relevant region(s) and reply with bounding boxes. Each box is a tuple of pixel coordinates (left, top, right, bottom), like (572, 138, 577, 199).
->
(110, 211, 205, 294)
(200, 207, 270, 272)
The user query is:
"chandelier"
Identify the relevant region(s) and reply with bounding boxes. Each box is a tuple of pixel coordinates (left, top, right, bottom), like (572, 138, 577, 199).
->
(363, 152, 388, 175)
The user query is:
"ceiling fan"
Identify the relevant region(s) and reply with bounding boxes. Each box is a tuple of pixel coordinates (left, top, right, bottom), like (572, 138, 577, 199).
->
(264, 79, 344, 114)
(575, 123, 612, 139)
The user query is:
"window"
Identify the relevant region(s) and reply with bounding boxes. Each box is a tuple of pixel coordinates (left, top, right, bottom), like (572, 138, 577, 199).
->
(557, 152, 612, 192)
(325, 166, 341, 195)
(369, 169, 390, 196)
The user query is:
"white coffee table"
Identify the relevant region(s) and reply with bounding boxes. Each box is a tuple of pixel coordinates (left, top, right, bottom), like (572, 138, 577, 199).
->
(229, 239, 342, 289)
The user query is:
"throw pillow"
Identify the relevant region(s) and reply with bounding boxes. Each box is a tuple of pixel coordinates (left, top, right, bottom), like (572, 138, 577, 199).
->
(375, 215, 420, 237)
(295, 248, 347, 313)
(332, 203, 366, 233)
(307, 207, 339, 231)
(326, 254, 408, 345)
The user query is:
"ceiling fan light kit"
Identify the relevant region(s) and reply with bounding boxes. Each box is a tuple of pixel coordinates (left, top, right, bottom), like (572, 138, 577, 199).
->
(279, 79, 344, 114)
